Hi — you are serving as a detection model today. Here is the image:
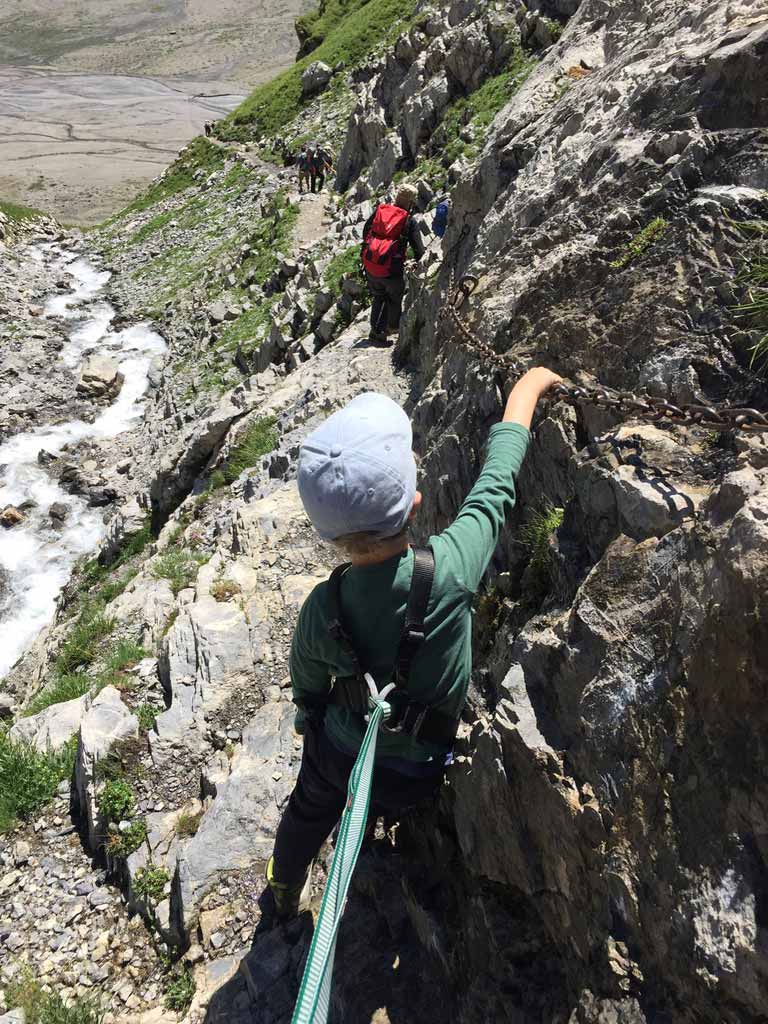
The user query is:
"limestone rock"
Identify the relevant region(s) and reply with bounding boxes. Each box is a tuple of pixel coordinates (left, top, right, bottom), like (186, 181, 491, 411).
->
(301, 61, 333, 97)
(73, 686, 139, 850)
(10, 691, 91, 752)
(76, 355, 124, 399)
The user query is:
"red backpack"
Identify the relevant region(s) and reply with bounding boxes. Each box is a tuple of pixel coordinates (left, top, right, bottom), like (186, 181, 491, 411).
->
(362, 204, 409, 278)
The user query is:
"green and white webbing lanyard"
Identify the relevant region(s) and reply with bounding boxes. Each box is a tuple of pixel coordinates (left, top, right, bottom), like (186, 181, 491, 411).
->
(291, 673, 394, 1024)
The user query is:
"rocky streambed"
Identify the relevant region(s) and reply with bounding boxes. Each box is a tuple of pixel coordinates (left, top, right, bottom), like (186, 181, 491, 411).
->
(0, 242, 165, 678)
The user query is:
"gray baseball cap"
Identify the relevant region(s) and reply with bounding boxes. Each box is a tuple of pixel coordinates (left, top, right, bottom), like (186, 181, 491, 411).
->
(297, 392, 417, 540)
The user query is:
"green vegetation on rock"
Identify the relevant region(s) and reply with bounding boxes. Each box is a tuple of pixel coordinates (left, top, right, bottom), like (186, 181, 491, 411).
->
(520, 503, 564, 601)
(55, 605, 115, 676)
(117, 137, 225, 216)
(610, 216, 669, 269)
(134, 864, 170, 904)
(221, 416, 279, 483)
(6, 970, 104, 1024)
(410, 47, 535, 189)
(0, 199, 46, 223)
(151, 549, 210, 595)
(220, 0, 418, 139)
(163, 966, 196, 1013)
(735, 220, 768, 369)
(137, 703, 159, 733)
(98, 777, 135, 822)
(106, 817, 148, 857)
(296, 0, 370, 56)
(0, 734, 77, 833)
(25, 673, 91, 717)
(323, 244, 364, 296)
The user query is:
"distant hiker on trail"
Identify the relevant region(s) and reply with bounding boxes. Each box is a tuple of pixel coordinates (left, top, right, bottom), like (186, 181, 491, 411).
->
(297, 146, 311, 194)
(309, 143, 333, 193)
(203, 120, 212, 137)
(432, 197, 449, 238)
(361, 183, 425, 345)
(266, 369, 562, 918)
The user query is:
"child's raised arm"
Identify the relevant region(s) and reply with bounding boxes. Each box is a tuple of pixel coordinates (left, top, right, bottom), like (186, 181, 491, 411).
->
(502, 367, 562, 429)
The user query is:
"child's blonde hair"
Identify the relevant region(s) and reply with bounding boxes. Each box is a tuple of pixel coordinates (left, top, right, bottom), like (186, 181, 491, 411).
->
(332, 527, 409, 558)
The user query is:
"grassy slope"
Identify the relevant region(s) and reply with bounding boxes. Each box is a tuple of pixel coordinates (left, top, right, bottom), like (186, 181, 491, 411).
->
(0, 199, 46, 222)
(218, 0, 417, 140)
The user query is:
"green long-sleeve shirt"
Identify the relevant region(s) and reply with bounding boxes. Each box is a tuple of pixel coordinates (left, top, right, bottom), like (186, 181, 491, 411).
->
(289, 422, 531, 762)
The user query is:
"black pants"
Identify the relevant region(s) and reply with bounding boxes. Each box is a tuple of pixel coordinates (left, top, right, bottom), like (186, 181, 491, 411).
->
(272, 723, 443, 885)
(367, 273, 406, 337)
(310, 172, 325, 193)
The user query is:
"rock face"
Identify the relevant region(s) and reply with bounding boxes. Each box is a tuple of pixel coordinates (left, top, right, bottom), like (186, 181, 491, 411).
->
(3, 0, 768, 1020)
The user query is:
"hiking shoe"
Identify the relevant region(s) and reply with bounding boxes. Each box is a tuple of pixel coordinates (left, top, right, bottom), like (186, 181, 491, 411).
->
(368, 331, 388, 346)
(266, 856, 312, 919)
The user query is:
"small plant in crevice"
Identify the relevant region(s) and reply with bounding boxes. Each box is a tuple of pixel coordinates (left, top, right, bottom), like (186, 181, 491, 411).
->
(175, 809, 204, 838)
(519, 503, 565, 602)
(221, 416, 279, 484)
(100, 639, 147, 690)
(134, 864, 170, 904)
(733, 219, 768, 370)
(106, 818, 148, 858)
(98, 778, 135, 823)
(610, 217, 669, 269)
(137, 703, 159, 733)
(151, 549, 210, 596)
(163, 965, 196, 1014)
(211, 579, 242, 603)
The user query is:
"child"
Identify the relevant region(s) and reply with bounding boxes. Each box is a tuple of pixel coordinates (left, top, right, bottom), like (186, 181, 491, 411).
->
(267, 367, 562, 916)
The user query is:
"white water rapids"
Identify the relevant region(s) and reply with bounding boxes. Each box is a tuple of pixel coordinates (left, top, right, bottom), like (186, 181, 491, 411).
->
(0, 245, 165, 679)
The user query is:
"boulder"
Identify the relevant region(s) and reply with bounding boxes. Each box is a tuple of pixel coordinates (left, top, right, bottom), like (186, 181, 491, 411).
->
(48, 501, 69, 523)
(76, 355, 124, 399)
(0, 505, 24, 528)
(10, 692, 92, 752)
(301, 61, 333, 97)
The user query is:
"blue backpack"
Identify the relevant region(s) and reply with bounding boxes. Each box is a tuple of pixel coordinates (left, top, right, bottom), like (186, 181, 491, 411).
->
(432, 200, 449, 238)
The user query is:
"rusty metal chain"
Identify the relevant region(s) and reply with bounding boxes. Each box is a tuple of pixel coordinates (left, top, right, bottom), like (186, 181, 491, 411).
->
(440, 272, 768, 434)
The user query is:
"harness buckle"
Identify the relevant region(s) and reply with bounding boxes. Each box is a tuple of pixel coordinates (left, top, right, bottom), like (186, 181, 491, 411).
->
(381, 699, 428, 738)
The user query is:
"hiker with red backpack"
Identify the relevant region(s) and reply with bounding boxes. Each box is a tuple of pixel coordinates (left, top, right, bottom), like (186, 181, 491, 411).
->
(361, 184, 425, 345)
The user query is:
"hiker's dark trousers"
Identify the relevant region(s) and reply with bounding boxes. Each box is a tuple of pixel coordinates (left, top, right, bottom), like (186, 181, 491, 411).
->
(272, 722, 443, 885)
(310, 172, 325, 193)
(367, 272, 405, 336)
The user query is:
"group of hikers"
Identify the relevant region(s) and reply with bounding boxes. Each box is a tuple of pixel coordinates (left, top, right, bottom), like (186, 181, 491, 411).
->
(264, 173, 556, 921)
(296, 142, 334, 194)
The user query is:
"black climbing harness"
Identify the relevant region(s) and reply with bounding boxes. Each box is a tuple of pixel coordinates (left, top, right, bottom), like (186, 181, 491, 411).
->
(307, 546, 459, 747)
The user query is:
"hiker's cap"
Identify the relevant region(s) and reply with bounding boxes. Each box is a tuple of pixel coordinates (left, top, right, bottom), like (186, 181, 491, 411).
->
(298, 392, 417, 541)
(395, 184, 418, 210)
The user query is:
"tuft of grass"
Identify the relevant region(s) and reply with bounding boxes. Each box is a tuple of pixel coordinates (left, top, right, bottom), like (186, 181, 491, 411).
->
(219, 0, 418, 139)
(222, 416, 278, 484)
(106, 818, 148, 857)
(323, 244, 364, 296)
(151, 549, 209, 596)
(175, 809, 204, 837)
(0, 734, 76, 833)
(98, 778, 135, 823)
(25, 673, 91, 717)
(519, 504, 564, 601)
(210, 579, 242, 603)
(55, 605, 115, 676)
(137, 703, 159, 733)
(163, 966, 196, 1014)
(610, 217, 669, 269)
(6, 969, 104, 1024)
(0, 199, 46, 223)
(734, 220, 768, 370)
(101, 640, 146, 687)
(134, 865, 170, 904)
